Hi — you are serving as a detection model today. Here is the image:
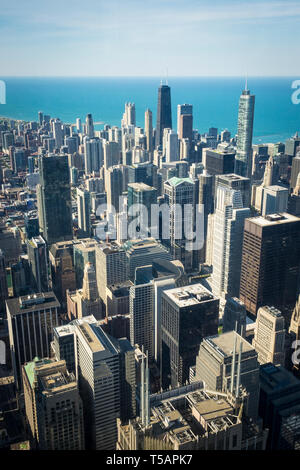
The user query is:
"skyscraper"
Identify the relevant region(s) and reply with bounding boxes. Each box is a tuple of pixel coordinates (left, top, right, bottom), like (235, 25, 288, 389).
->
(252, 306, 285, 366)
(144, 109, 153, 157)
(74, 317, 136, 449)
(95, 241, 128, 310)
(6, 292, 61, 388)
(27, 236, 49, 293)
(161, 283, 219, 389)
(77, 188, 91, 238)
(240, 213, 300, 316)
(0, 249, 8, 315)
(234, 86, 255, 178)
(37, 154, 73, 246)
(211, 187, 250, 300)
(22, 358, 84, 450)
(127, 183, 158, 234)
(83, 137, 104, 175)
(85, 113, 94, 138)
(177, 104, 193, 139)
(155, 83, 172, 149)
(196, 331, 260, 421)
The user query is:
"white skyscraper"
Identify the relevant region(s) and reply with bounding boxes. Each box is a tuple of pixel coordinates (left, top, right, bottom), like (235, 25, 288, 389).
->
(212, 186, 251, 300)
(234, 86, 255, 178)
(83, 137, 104, 175)
(164, 129, 179, 162)
(252, 306, 285, 366)
(74, 317, 135, 450)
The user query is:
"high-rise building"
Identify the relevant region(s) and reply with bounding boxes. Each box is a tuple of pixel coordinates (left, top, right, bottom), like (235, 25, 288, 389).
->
(155, 84, 172, 149)
(198, 171, 213, 263)
(85, 113, 94, 138)
(222, 297, 246, 335)
(161, 283, 219, 389)
(95, 242, 128, 310)
(259, 363, 300, 449)
(163, 176, 197, 272)
(83, 137, 104, 175)
(144, 109, 153, 157)
(0, 249, 8, 315)
(49, 240, 78, 310)
(67, 262, 103, 321)
(127, 183, 158, 234)
(234, 86, 255, 178)
(196, 331, 260, 421)
(106, 165, 123, 213)
(130, 282, 154, 359)
(124, 238, 172, 281)
(24, 213, 39, 240)
(37, 154, 73, 246)
(27, 236, 49, 293)
(6, 292, 61, 388)
(177, 104, 193, 138)
(164, 129, 179, 162)
(252, 306, 285, 366)
(240, 213, 300, 316)
(211, 187, 250, 300)
(52, 119, 63, 149)
(22, 358, 84, 450)
(74, 317, 136, 449)
(290, 156, 300, 191)
(205, 149, 235, 185)
(122, 103, 136, 127)
(77, 188, 91, 238)
(215, 173, 251, 210)
(261, 185, 288, 216)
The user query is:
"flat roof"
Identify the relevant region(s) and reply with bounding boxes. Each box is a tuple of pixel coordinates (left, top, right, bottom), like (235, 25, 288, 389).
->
(205, 331, 254, 357)
(248, 212, 300, 227)
(163, 283, 216, 307)
(6, 292, 60, 316)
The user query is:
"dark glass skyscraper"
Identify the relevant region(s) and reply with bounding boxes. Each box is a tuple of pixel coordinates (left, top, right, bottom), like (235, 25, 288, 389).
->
(155, 83, 172, 148)
(37, 155, 73, 246)
(234, 87, 255, 178)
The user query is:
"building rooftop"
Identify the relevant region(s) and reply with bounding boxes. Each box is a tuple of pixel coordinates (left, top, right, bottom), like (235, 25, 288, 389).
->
(128, 182, 156, 192)
(163, 283, 216, 308)
(205, 331, 254, 357)
(248, 212, 300, 227)
(165, 176, 193, 187)
(6, 292, 60, 316)
(259, 363, 300, 394)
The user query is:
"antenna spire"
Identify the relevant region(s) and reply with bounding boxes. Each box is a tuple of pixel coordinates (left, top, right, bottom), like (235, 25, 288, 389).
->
(245, 73, 248, 91)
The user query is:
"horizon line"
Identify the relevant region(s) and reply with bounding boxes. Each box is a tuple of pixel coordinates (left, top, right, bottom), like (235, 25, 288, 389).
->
(0, 75, 298, 79)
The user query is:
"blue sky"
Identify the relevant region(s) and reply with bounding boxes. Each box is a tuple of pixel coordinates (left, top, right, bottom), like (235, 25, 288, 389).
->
(1, 0, 300, 76)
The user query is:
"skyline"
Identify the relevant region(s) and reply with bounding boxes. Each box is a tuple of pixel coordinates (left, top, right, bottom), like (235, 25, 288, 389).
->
(1, 0, 300, 77)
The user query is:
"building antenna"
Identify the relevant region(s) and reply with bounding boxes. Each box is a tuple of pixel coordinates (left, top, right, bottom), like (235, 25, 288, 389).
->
(166, 67, 168, 86)
(245, 72, 248, 91)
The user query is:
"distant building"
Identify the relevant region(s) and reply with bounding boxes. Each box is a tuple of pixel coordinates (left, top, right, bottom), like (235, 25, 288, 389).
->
(234, 87, 255, 178)
(155, 84, 172, 148)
